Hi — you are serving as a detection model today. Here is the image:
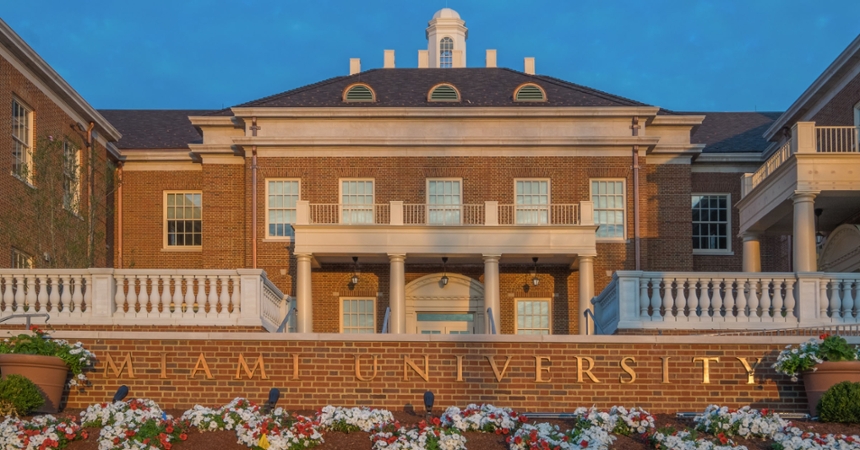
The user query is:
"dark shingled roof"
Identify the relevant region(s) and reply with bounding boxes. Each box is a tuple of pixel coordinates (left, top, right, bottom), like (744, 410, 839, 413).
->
(686, 112, 783, 153)
(99, 109, 211, 149)
(212, 67, 668, 112)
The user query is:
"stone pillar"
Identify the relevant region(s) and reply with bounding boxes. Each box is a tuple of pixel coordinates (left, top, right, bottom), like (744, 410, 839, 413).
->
(578, 255, 595, 335)
(792, 191, 819, 272)
(295, 253, 313, 333)
(388, 254, 406, 334)
(742, 232, 761, 272)
(483, 255, 501, 334)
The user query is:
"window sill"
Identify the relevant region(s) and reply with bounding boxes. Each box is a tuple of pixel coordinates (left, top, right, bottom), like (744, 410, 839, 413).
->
(262, 238, 294, 243)
(64, 206, 84, 221)
(596, 238, 629, 244)
(11, 173, 35, 189)
(693, 250, 734, 256)
(161, 247, 203, 253)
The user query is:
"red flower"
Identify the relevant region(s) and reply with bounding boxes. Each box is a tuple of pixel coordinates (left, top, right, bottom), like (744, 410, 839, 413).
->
(580, 440, 588, 448)
(820, 333, 830, 340)
(180, 433, 188, 441)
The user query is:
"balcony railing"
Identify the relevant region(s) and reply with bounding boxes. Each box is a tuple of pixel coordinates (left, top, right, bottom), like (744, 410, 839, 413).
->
(0, 269, 288, 330)
(816, 126, 859, 153)
(591, 271, 860, 334)
(297, 201, 590, 226)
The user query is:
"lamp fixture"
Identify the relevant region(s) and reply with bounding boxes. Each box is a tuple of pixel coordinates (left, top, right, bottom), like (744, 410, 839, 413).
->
(350, 256, 360, 285)
(113, 385, 129, 403)
(423, 390, 435, 417)
(440, 257, 449, 286)
(815, 208, 825, 247)
(263, 387, 280, 414)
(531, 257, 540, 286)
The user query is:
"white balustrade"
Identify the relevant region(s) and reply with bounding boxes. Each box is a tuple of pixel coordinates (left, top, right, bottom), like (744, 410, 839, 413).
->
(0, 269, 285, 329)
(816, 126, 859, 153)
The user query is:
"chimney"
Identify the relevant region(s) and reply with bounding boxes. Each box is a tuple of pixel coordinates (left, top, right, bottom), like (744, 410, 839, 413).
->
(524, 57, 535, 75)
(418, 50, 429, 68)
(350, 58, 361, 75)
(384, 50, 395, 68)
(453, 50, 464, 68)
(486, 49, 497, 68)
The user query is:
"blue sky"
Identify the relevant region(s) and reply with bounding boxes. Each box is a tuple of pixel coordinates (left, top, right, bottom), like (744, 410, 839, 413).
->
(4, 0, 860, 111)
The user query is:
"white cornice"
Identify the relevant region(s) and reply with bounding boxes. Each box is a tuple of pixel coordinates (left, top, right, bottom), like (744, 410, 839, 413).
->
(229, 106, 661, 119)
(188, 144, 244, 156)
(0, 19, 121, 142)
(764, 34, 860, 140)
(693, 153, 763, 164)
(650, 115, 706, 126)
(188, 116, 243, 127)
(232, 136, 661, 147)
(649, 143, 705, 154)
(121, 150, 195, 162)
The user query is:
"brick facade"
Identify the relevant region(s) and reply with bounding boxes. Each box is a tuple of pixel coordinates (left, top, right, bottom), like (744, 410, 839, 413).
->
(62, 334, 809, 413)
(811, 71, 860, 126)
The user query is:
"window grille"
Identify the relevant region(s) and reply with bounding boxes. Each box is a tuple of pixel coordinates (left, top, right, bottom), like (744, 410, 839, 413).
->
(692, 194, 730, 251)
(591, 180, 626, 238)
(268, 180, 300, 238)
(165, 192, 202, 246)
(440, 37, 453, 68)
(516, 299, 550, 334)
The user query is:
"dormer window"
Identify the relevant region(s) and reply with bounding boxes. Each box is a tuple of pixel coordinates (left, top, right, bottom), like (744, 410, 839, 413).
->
(343, 84, 375, 102)
(514, 83, 547, 102)
(440, 37, 454, 68)
(428, 83, 460, 102)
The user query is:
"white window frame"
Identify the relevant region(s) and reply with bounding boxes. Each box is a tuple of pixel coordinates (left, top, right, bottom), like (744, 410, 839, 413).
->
(590, 179, 627, 241)
(63, 139, 82, 215)
(265, 179, 301, 240)
(339, 178, 375, 224)
(514, 178, 550, 225)
(439, 36, 454, 68)
(426, 178, 462, 225)
(514, 298, 552, 335)
(692, 193, 733, 255)
(339, 297, 376, 333)
(163, 191, 203, 250)
(11, 98, 34, 185)
(854, 100, 860, 128)
(11, 248, 34, 269)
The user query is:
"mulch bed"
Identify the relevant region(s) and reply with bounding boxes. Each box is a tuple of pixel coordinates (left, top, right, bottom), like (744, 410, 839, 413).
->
(31, 409, 860, 449)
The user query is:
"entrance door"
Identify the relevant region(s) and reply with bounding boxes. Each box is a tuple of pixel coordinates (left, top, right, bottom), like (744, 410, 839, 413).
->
(416, 312, 474, 334)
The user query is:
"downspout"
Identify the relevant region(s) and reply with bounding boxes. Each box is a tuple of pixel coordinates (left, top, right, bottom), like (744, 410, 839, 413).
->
(117, 161, 123, 268)
(86, 122, 95, 267)
(632, 117, 641, 271)
(252, 145, 258, 269)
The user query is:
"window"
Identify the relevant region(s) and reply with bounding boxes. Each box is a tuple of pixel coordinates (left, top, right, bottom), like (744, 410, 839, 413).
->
(516, 179, 549, 224)
(11, 99, 33, 183)
(428, 84, 460, 102)
(165, 192, 202, 247)
(692, 194, 731, 252)
(343, 84, 375, 102)
(440, 37, 453, 68)
(427, 179, 461, 225)
(591, 180, 626, 239)
(63, 140, 82, 214)
(267, 180, 300, 238)
(514, 84, 547, 102)
(341, 179, 374, 224)
(341, 298, 375, 333)
(516, 299, 551, 335)
(12, 248, 33, 269)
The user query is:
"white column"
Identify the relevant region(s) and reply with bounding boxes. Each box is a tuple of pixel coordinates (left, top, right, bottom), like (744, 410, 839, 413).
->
(578, 255, 595, 335)
(483, 255, 501, 334)
(295, 253, 313, 333)
(792, 191, 819, 272)
(388, 254, 406, 334)
(742, 232, 761, 272)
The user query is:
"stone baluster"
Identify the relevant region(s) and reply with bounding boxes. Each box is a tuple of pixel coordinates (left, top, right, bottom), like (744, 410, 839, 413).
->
(638, 278, 649, 318)
(170, 275, 181, 315)
(218, 276, 230, 318)
(48, 275, 60, 313)
(59, 275, 72, 313)
(674, 278, 686, 321)
(36, 275, 48, 312)
(71, 274, 84, 313)
(842, 279, 855, 320)
(230, 275, 241, 314)
(784, 278, 796, 321)
(829, 279, 842, 320)
(1, 276, 11, 312)
(114, 273, 127, 316)
(183, 276, 195, 315)
(758, 278, 771, 320)
(710, 278, 722, 319)
(747, 278, 760, 321)
(207, 275, 218, 318)
(736, 278, 749, 321)
(686, 278, 698, 321)
(128, 275, 140, 314)
(698, 278, 711, 321)
(194, 276, 205, 314)
(82, 274, 92, 314)
(771, 279, 784, 322)
(661, 279, 673, 320)
(24, 275, 36, 310)
(158, 275, 172, 318)
(138, 275, 150, 314)
(722, 278, 734, 319)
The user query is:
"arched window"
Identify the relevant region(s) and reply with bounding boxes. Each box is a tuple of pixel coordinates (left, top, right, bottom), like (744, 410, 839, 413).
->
(342, 84, 375, 102)
(428, 83, 460, 102)
(514, 83, 547, 102)
(440, 37, 453, 68)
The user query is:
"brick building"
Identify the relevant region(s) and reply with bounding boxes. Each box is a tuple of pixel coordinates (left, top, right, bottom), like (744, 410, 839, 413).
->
(4, 10, 860, 337)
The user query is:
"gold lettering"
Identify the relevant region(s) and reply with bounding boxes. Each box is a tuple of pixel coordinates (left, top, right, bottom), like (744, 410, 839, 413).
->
(693, 357, 720, 384)
(403, 356, 430, 382)
(190, 353, 214, 380)
(619, 357, 636, 384)
(534, 356, 552, 382)
(291, 353, 300, 380)
(159, 353, 167, 379)
(353, 354, 379, 381)
(234, 353, 269, 380)
(736, 357, 762, 384)
(104, 353, 135, 378)
(661, 357, 671, 384)
(455, 355, 464, 382)
(576, 356, 600, 383)
(486, 355, 513, 382)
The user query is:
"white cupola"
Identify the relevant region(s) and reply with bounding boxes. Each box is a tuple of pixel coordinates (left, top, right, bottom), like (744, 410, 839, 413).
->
(426, 8, 468, 68)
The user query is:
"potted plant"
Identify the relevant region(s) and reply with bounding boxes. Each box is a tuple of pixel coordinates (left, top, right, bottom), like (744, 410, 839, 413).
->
(772, 334, 860, 415)
(0, 325, 95, 413)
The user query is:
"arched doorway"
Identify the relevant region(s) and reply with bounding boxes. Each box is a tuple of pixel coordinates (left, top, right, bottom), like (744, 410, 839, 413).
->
(819, 224, 860, 272)
(405, 273, 484, 334)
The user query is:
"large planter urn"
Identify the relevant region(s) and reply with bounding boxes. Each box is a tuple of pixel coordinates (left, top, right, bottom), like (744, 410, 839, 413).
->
(802, 361, 860, 416)
(0, 354, 68, 413)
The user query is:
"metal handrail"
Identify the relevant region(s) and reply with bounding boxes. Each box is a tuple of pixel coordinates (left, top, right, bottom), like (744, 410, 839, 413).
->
(583, 309, 606, 335)
(381, 307, 391, 333)
(0, 313, 51, 329)
(486, 307, 497, 334)
(276, 307, 296, 333)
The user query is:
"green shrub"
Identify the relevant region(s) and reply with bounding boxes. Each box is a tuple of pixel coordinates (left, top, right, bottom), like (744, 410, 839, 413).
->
(0, 374, 45, 416)
(818, 381, 860, 423)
